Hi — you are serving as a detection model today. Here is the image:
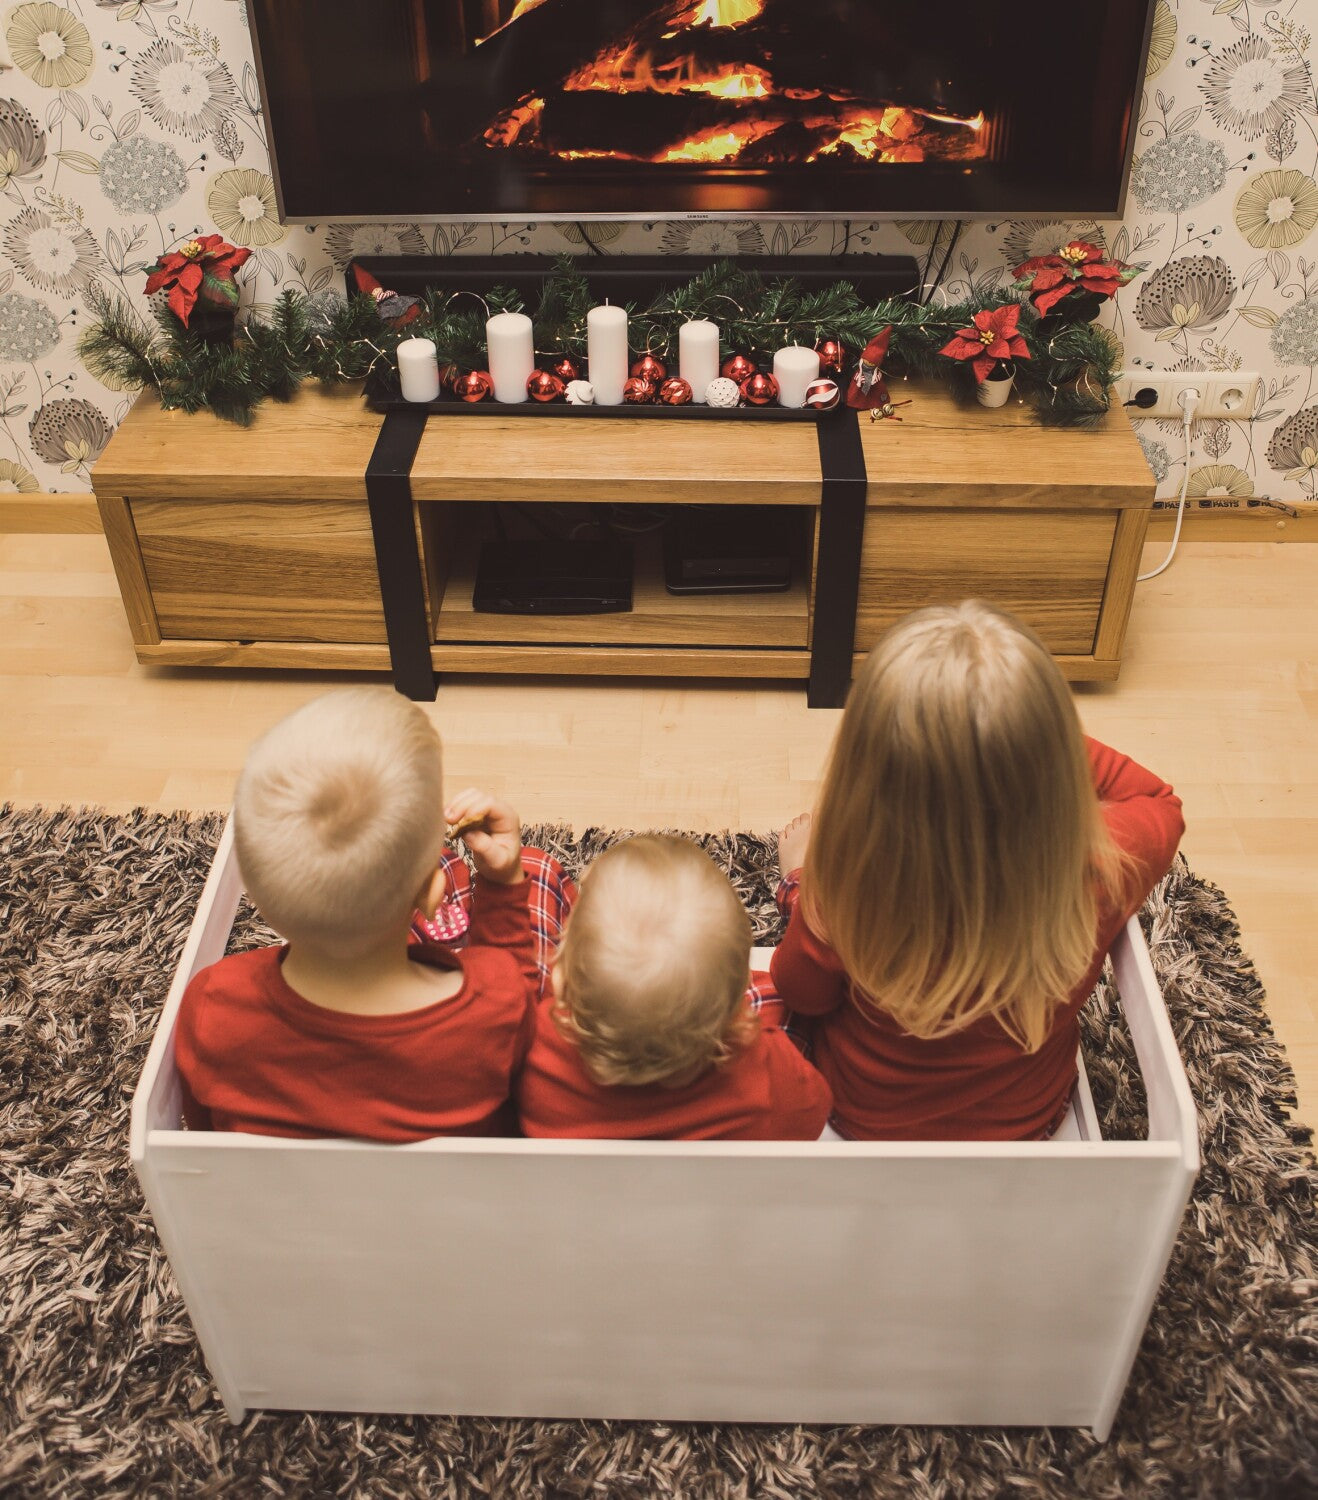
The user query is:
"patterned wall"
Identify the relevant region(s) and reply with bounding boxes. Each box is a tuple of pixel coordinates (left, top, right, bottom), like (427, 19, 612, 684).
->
(2, 0, 1317, 510)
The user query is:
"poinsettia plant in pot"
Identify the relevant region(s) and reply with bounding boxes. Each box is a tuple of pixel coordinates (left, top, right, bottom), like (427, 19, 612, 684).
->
(939, 303, 1031, 407)
(144, 234, 251, 344)
(1012, 239, 1142, 329)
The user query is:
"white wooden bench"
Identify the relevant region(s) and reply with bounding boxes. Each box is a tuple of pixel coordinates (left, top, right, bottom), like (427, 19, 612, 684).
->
(130, 819, 1198, 1438)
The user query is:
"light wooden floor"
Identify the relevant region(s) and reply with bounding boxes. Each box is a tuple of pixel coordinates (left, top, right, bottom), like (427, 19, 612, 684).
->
(2, 531, 1315, 1129)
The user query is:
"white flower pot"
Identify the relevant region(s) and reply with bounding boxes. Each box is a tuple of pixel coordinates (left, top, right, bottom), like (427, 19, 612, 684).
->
(976, 364, 1015, 407)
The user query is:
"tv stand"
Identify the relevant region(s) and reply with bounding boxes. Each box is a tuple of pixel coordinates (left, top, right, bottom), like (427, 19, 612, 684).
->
(92, 381, 1154, 704)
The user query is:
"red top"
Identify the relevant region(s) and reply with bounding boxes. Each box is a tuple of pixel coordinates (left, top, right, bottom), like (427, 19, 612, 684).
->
(770, 738, 1185, 1141)
(175, 876, 539, 1141)
(516, 979, 833, 1140)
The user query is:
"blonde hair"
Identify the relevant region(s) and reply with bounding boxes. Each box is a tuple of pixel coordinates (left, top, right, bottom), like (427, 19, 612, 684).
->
(802, 600, 1129, 1053)
(553, 836, 757, 1088)
(234, 687, 444, 960)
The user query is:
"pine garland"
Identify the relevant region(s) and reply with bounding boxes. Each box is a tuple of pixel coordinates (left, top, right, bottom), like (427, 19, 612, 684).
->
(81, 256, 1127, 428)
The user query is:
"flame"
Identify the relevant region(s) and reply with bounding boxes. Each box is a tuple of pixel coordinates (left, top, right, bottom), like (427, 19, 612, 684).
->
(691, 66, 769, 99)
(475, 0, 987, 171)
(925, 109, 985, 131)
(475, 0, 551, 46)
(686, 0, 764, 24)
(564, 45, 770, 99)
(803, 106, 980, 162)
(663, 127, 754, 162)
(484, 0, 762, 45)
(484, 96, 544, 149)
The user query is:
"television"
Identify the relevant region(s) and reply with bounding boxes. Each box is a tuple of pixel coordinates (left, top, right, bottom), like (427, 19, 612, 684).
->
(246, 0, 1156, 223)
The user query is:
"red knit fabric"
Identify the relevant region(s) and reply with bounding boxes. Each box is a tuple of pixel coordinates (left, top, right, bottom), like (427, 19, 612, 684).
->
(770, 738, 1185, 1141)
(175, 875, 539, 1141)
(517, 976, 833, 1140)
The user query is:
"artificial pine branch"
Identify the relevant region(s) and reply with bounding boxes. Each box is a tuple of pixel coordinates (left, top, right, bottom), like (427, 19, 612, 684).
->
(77, 287, 165, 394)
(79, 259, 1131, 426)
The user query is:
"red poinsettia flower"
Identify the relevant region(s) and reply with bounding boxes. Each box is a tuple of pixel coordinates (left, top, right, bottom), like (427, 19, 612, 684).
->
(144, 233, 251, 327)
(939, 303, 1031, 382)
(1013, 240, 1141, 316)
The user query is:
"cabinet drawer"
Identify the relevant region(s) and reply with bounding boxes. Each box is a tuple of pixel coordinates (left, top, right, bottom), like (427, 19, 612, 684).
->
(854, 509, 1116, 655)
(132, 498, 387, 643)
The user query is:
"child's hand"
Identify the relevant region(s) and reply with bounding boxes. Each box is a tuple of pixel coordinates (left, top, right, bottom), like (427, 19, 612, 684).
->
(445, 789, 524, 885)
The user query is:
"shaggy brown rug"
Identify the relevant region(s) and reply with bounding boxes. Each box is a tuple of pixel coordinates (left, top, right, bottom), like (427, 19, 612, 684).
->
(1, 805, 1315, 1499)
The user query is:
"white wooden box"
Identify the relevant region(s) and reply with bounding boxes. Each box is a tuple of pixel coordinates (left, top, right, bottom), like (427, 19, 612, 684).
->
(130, 820, 1198, 1438)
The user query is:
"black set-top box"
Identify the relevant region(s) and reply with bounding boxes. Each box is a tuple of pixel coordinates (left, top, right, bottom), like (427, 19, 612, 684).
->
(473, 538, 633, 615)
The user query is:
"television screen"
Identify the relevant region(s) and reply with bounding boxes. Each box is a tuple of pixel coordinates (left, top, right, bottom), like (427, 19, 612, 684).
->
(247, 0, 1155, 222)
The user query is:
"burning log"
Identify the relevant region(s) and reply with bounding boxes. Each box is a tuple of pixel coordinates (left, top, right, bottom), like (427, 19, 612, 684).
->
(531, 91, 982, 164)
(538, 92, 756, 158)
(558, 12, 981, 116)
(463, 0, 668, 113)
(465, 0, 990, 167)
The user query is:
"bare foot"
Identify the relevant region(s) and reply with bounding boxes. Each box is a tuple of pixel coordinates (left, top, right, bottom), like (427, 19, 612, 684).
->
(777, 813, 813, 877)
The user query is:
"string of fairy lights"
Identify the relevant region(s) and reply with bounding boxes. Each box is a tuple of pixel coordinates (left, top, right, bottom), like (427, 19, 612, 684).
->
(79, 257, 1123, 428)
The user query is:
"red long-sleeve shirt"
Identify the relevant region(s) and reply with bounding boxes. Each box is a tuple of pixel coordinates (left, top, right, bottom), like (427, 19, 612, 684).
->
(174, 876, 539, 1141)
(516, 978, 833, 1140)
(770, 737, 1185, 1141)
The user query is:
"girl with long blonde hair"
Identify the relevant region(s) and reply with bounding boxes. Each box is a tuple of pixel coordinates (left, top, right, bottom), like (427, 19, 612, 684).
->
(771, 600, 1184, 1140)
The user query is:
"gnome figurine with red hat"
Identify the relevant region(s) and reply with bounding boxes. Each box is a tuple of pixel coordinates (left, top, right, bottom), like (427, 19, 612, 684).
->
(846, 327, 905, 421)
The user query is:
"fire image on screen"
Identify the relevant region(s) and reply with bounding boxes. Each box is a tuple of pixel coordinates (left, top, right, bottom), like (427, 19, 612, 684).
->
(247, 0, 1153, 220)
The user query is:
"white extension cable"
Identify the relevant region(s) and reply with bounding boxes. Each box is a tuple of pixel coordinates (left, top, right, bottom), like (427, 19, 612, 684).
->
(1138, 387, 1199, 582)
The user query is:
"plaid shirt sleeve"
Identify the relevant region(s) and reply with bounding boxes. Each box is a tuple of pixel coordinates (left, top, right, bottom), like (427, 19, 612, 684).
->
(747, 968, 813, 1059)
(411, 846, 576, 1002)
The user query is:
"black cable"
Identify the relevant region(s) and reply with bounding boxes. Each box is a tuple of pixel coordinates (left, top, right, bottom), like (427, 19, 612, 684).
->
(923, 220, 964, 306)
(919, 222, 945, 305)
(521, 506, 562, 541)
(576, 223, 604, 256)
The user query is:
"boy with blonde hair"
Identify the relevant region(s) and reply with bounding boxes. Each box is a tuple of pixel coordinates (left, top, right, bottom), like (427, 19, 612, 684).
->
(175, 686, 573, 1141)
(517, 835, 831, 1140)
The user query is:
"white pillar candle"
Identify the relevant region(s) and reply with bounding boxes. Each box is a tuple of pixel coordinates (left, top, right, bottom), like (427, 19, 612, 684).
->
(587, 303, 628, 406)
(773, 345, 822, 409)
(485, 310, 535, 404)
(679, 319, 720, 404)
(396, 337, 440, 403)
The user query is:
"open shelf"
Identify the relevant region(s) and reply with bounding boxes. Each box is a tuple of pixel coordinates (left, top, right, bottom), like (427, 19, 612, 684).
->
(429, 504, 812, 651)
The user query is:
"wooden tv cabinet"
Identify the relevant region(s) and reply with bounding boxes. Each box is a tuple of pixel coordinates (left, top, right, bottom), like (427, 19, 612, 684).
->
(93, 380, 1153, 702)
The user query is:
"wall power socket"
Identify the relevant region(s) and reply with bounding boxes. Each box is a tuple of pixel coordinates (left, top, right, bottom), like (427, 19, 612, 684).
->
(1114, 371, 1260, 421)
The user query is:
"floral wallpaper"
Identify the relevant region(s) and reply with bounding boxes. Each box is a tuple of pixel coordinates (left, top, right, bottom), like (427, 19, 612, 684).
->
(2, 0, 1317, 510)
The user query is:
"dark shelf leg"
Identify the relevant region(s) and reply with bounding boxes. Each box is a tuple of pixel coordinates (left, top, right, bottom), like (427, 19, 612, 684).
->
(809, 410, 868, 709)
(365, 406, 434, 701)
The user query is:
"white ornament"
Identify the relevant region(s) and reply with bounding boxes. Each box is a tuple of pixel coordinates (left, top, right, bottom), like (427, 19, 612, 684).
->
(705, 376, 741, 409)
(804, 377, 841, 411)
(565, 379, 596, 405)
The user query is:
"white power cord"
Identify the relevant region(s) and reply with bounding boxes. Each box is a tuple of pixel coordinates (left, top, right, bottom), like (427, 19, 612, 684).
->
(1138, 387, 1199, 582)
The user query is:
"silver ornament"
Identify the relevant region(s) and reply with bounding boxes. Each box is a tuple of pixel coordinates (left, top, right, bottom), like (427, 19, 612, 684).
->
(565, 379, 595, 405)
(705, 376, 741, 409)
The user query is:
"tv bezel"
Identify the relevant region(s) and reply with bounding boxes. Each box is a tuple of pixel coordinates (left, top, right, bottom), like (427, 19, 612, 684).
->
(244, 0, 1158, 226)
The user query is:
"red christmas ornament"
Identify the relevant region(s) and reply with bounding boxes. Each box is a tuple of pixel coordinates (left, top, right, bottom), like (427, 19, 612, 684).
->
(453, 369, 493, 403)
(527, 369, 566, 402)
(815, 338, 847, 375)
(623, 377, 656, 403)
(721, 352, 758, 384)
(740, 371, 779, 406)
(550, 354, 580, 384)
(438, 362, 460, 392)
(804, 377, 841, 410)
(657, 376, 693, 405)
(631, 353, 667, 385)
